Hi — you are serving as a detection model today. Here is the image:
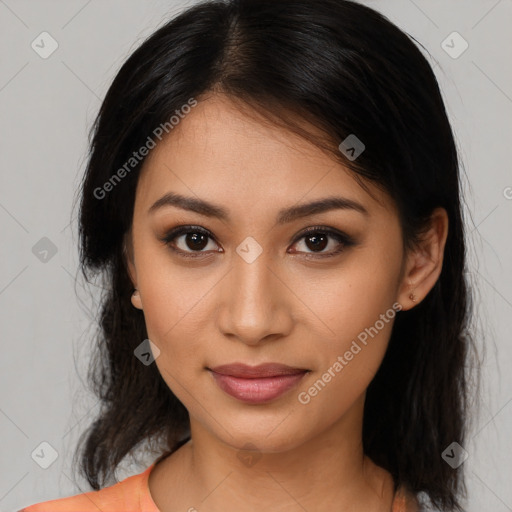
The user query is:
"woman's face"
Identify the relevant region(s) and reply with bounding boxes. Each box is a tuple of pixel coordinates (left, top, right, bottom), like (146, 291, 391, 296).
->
(126, 94, 411, 453)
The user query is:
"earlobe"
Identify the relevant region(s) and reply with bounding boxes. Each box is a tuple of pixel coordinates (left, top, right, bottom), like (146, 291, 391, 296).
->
(131, 289, 143, 310)
(398, 207, 449, 311)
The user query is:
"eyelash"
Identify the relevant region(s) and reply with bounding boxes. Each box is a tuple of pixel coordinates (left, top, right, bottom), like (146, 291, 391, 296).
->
(160, 225, 356, 260)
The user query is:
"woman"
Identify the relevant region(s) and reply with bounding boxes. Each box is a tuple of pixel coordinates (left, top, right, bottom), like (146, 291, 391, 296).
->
(19, 0, 480, 511)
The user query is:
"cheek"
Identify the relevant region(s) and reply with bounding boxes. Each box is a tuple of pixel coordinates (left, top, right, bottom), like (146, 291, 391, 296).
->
(308, 256, 400, 339)
(297, 308, 396, 419)
(133, 248, 205, 358)
(138, 271, 208, 401)
(301, 254, 401, 393)
(134, 234, 203, 323)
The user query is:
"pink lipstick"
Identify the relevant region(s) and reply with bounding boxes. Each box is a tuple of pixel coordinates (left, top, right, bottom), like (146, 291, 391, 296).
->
(208, 363, 308, 404)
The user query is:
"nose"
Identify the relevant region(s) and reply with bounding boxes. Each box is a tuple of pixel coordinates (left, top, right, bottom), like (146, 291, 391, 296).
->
(216, 248, 294, 346)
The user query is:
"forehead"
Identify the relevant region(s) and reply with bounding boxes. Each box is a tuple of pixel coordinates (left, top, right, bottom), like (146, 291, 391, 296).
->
(135, 94, 394, 217)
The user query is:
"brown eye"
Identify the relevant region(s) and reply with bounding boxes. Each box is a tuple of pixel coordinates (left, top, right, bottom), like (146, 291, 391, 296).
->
(182, 232, 209, 251)
(162, 226, 221, 258)
(303, 233, 329, 252)
(289, 227, 355, 257)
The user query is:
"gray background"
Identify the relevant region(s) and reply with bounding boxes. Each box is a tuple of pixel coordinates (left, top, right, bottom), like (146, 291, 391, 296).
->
(1, 1, 511, 511)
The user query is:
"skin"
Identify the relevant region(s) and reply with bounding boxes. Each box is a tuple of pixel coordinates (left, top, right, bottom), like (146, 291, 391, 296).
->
(125, 93, 448, 512)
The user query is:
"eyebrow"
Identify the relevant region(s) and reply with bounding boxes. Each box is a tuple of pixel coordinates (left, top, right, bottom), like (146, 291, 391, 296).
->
(148, 192, 369, 224)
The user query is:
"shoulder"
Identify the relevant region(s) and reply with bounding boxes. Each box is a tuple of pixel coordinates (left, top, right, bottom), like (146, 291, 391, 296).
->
(18, 464, 158, 512)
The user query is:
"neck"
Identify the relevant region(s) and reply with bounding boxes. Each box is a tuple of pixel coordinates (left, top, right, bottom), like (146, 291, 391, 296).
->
(149, 393, 395, 512)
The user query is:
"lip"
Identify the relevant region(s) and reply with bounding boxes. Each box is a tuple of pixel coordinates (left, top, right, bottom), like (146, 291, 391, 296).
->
(209, 362, 308, 378)
(207, 363, 309, 404)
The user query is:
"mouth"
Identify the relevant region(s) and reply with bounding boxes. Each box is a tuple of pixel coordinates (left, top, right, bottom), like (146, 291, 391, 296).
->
(208, 362, 309, 378)
(207, 363, 310, 404)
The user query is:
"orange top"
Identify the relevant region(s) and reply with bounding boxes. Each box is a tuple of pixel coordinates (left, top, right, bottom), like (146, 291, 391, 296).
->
(19, 460, 420, 512)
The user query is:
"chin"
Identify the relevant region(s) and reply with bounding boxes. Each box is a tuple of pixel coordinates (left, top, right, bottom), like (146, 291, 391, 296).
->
(219, 423, 308, 455)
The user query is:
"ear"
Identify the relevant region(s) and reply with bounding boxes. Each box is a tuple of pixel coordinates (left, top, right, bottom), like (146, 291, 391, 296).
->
(123, 229, 143, 310)
(397, 207, 449, 311)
